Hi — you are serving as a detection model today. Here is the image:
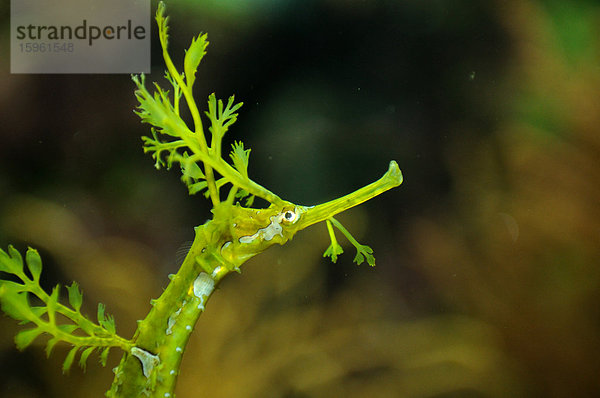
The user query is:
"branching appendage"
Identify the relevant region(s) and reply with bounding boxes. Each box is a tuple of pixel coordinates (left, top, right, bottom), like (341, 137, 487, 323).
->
(0, 2, 402, 398)
(0, 246, 133, 373)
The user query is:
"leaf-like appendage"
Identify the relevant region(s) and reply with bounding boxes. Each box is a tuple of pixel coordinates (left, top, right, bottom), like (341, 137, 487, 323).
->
(100, 347, 111, 367)
(102, 314, 116, 335)
(96, 303, 116, 335)
(133, 75, 191, 140)
(79, 346, 96, 372)
(188, 177, 230, 198)
(0, 284, 33, 322)
(0, 245, 23, 274)
(97, 303, 106, 325)
(206, 94, 243, 143)
(323, 243, 344, 263)
(179, 151, 209, 193)
(221, 96, 243, 130)
(323, 219, 343, 263)
(328, 217, 377, 267)
(46, 285, 60, 324)
(184, 33, 208, 89)
(156, 1, 169, 50)
(46, 337, 60, 358)
(0, 246, 133, 373)
(230, 141, 250, 179)
(181, 152, 205, 180)
(188, 181, 209, 195)
(133, 5, 290, 206)
(353, 244, 375, 267)
(323, 244, 341, 263)
(0, 280, 28, 294)
(141, 128, 188, 171)
(67, 282, 83, 312)
(234, 190, 255, 207)
(63, 346, 79, 374)
(15, 328, 44, 350)
(25, 248, 42, 282)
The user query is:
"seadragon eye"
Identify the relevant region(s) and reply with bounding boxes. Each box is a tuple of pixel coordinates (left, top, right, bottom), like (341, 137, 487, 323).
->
(282, 210, 298, 223)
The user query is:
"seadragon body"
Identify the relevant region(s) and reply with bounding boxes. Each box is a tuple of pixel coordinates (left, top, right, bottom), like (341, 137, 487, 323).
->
(109, 161, 401, 397)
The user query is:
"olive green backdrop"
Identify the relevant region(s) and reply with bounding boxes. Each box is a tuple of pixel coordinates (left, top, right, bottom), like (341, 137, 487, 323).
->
(1, 0, 599, 397)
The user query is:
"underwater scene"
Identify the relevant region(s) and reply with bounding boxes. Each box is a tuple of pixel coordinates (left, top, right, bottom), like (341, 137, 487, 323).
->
(1, 1, 599, 397)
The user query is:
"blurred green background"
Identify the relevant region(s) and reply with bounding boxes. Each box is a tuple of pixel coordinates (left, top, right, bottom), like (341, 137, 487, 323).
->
(1, 0, 599, 397)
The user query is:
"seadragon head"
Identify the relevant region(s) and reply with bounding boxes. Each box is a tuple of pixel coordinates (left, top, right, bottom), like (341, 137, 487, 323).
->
(133, 2, 403, 275)
(204, 160, 402, 270)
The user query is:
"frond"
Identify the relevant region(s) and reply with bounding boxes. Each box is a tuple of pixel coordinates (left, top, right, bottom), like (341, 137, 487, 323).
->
(0, 246, 133, 373)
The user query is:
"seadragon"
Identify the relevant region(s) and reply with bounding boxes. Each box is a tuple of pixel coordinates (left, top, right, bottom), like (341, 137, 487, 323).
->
(0, 3, 402, 397)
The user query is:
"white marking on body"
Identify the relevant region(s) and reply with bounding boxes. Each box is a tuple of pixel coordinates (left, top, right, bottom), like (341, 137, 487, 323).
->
(211, 265, 222, 278)
(239, 214, 284, 244)
(193, 272, 215, 311)
(176, 346, 182, 353)
(238, 207, 303, 244)
(170, 370, 176, 375)
(186, 325, 192, 331)
(165, 305, 183, 335)
(131, 347, 160, 378)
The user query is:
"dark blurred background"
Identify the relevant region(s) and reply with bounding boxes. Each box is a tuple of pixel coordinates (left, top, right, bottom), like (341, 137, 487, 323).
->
(1, 0, 599, 397)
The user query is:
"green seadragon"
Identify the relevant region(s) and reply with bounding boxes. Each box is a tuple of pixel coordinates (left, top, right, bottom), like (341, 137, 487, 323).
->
(0, 3, 402, 397)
